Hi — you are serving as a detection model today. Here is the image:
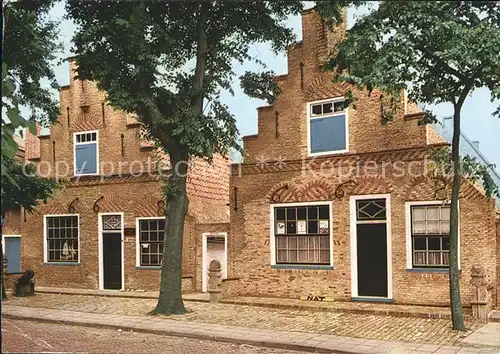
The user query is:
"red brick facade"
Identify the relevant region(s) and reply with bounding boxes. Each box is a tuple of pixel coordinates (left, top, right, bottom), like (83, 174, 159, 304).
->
(4, 62, 229, 292)
(228, 9, 499, 307)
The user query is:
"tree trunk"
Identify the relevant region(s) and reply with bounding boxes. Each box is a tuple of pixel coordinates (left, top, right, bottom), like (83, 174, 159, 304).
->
(449, 104, 465, 331)
(154, 1, 209, 316)
(155, 148, 189, 315)
(1, 213, 7, 300)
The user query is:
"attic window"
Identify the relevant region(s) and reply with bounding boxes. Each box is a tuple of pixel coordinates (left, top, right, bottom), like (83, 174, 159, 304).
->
(74, 131, 99, 176)
(308, 98, 348, 156)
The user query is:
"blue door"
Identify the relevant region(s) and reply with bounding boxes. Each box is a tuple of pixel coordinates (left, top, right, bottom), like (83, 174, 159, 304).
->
(5, 237, 21, 273)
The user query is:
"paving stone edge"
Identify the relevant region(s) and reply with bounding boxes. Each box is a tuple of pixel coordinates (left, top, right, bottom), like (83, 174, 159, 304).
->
(2, 312, 354, 354)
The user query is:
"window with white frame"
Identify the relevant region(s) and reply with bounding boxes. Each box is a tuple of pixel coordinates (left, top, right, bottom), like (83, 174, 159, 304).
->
(74, 131, 98, 175)
(45, 215, 79, 263)
(308, 98, 348, 155)
(410, 204, 450, 268)
(137, 218, 165, 266)
(273, 204, 331, 265)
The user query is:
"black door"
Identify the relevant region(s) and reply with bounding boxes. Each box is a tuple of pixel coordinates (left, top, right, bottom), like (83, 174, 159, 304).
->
(103, 233, 122, 290)
(357, 223, 388, 297)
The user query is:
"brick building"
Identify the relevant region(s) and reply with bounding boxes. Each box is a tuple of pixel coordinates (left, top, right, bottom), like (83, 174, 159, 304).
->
(226, 9, 499, 307)
(3, 62, 230, 292)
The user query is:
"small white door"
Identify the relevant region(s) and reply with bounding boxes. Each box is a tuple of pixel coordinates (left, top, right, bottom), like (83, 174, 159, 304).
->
(202, 234, 227, 292)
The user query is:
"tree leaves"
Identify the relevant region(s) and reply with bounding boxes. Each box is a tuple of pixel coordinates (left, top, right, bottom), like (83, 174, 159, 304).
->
(239, 71, 282, 104)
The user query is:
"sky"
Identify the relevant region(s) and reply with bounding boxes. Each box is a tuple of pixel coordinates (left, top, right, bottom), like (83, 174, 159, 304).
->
(46, 2, 500, 172)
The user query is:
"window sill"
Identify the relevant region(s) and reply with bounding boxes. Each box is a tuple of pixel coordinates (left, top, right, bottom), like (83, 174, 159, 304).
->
(308, 150, 349, 158)
(271, 264, 333, 270)
(352, 297, 393, 303)
(135, 266, 161, 270)
(407, 268, 449, 273)
(5, 272, 23, 275)
(43, 262, 80, 266)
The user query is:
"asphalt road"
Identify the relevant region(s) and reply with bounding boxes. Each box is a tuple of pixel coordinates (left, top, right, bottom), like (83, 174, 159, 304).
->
(1, 318, 310, 354)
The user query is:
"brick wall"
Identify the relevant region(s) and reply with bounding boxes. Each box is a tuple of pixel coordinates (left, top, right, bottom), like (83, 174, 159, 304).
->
(229, 151, 497, 305)
(15, 61, 230, 291)
(243, 10, 428, 165)
(230, 8, 497, 306)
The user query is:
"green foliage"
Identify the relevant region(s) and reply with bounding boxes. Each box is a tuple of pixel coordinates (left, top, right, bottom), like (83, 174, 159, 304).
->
(66, 1, 358, 161)
(2, 0, 61, 180)
(326, 1, 500, 120)
(3, 0, 62, 126)
(240, 71, 281, 104)
(1, 156, 60, 214)
(429, 147, 500, 198)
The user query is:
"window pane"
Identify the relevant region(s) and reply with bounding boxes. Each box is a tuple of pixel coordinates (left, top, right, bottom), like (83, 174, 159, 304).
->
(311, 104, 322, 115)
(319, 205, 329, 219)
(412, 207, 426, 220)
(428, 237, 441, 250)
(277, 250, 287, 263)
(308, 220, 318, 234)
(310, 115, 347, 153)
(427, 220, 440, 234)
(286, 221, 296, 234)
(322, 103, 333, 114)
(297, 207, 306, 220)
(442, 237, 450, 250)
(286, 208, 296, 220)
(412, 221, 426, 234)
(413, 237, 426, 250)
(288, 236, 297, 249)
(75, 143, 97, 174)
(441, 206, 451, 220)
(427, 207, 440, 220)
(333, 101, 345, 112)
(276, 208, 286, 221)
(414, 252, 426, 266)
(441, 221, 450, 234)
(308, 207, 318, 219)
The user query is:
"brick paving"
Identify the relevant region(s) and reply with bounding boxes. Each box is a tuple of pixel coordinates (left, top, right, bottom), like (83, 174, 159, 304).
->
(1, 318, 302, 354)
(4, 293, 483, 347)
(3, 305, 498, 354)
(35, 287, 462, 320)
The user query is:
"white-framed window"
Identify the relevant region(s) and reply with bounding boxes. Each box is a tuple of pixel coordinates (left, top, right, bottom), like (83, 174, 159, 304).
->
(405, 201, 458, 269)
(43, 215, 80, 263)
(74, 131, 99, 176)
(2, 235, 22, 274)
(307, 97, 349, 156)
(135, 217, 166, 267)
(270, 202, 333, 266)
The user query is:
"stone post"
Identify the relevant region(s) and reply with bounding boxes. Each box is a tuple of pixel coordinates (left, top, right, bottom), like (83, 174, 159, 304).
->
(470, 265, 490, 322)
(208, 260, 222, 304)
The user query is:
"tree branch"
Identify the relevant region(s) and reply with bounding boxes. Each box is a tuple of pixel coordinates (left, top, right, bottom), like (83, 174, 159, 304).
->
(416, 44, 467, 81)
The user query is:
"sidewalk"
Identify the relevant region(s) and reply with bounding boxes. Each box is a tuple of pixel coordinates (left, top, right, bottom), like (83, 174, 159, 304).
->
(35, 286, 463, 320)
(2, 305, 498, 354)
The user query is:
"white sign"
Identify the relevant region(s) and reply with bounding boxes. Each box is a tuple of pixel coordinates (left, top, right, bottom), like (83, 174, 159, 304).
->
(276, 222, 286, 234)
(297, 220, 307, 234)
(319, 220, 329, 234)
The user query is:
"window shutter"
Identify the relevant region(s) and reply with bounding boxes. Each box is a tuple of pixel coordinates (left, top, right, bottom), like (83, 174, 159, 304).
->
(5, 238, 21, 273)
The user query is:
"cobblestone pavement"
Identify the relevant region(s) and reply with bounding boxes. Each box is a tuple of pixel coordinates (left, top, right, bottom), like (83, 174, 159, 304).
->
(5, 294, 482, 347)
(1, 318, 307, 354)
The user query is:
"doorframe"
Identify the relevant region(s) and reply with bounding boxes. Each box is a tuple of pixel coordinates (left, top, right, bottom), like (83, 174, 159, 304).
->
(201, 232, 228, 293)
(98, 212, 125, 291)
(349, 194, 392, 300)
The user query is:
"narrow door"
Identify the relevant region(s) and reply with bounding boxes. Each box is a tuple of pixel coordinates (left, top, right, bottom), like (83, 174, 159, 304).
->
(357, 224, 387, 297)
(354, 198, 389, 298)
(202, 235, 227, 292)
(103, 232, 122, 290)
